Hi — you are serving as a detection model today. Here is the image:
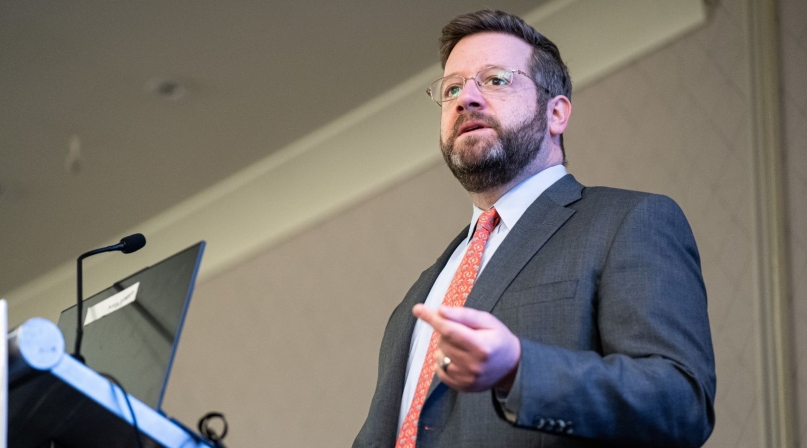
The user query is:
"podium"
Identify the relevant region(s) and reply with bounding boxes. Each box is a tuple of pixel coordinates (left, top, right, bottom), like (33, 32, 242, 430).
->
(6, 316, 211, 448)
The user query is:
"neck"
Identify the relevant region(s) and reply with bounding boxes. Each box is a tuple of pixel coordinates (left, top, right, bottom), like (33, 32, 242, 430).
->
(468, 158, 562, 210)
(468, 186, 511, 210)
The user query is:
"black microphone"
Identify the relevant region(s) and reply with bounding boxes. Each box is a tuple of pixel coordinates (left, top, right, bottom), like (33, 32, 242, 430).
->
(114, 233, 147, 254)
(74, 233, 146, 363)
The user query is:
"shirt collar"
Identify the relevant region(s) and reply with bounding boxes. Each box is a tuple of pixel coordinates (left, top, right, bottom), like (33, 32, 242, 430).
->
(467, 164, 568, 240)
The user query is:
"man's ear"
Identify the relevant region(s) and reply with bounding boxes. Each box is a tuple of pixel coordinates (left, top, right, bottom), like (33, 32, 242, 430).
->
(547, 95, 572, 137)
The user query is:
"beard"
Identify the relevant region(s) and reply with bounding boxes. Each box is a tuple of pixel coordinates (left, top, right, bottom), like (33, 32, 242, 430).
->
(439, 108, 547, 193)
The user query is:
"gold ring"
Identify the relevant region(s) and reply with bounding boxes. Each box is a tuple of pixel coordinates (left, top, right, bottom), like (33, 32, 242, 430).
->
(440, 356, 451, 372)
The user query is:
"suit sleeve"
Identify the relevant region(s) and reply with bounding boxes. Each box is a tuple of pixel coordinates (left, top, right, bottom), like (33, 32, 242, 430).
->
(499, 194, 716, 447)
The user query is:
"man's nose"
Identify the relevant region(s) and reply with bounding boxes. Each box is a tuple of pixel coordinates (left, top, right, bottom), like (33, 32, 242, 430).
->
(454, 80, 486, 112)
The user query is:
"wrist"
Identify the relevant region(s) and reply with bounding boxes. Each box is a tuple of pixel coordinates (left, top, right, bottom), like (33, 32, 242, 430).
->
(494, 336, 521, 394)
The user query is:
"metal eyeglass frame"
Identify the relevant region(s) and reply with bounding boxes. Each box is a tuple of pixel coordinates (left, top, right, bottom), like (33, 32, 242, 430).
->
(425, 66, 551, 106)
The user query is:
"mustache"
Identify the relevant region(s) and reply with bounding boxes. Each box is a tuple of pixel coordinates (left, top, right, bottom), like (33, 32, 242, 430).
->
(451, 112, 500, 138)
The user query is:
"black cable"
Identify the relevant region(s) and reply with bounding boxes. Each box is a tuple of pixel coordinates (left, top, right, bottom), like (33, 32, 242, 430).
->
(198, 412, 228, 447)
(100, 373, 144, 448)
(97, 370, 226, 448)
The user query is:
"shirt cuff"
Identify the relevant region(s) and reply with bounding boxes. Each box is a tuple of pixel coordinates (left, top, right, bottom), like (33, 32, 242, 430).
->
(494, 358, 524, 423)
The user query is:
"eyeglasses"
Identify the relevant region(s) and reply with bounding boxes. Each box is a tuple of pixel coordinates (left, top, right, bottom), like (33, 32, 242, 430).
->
(426, 66, 547, 106)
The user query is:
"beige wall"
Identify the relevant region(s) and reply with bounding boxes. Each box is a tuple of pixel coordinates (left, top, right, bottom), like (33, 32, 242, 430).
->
(160, 0, 799, 446)
(780, 0, 807, 443)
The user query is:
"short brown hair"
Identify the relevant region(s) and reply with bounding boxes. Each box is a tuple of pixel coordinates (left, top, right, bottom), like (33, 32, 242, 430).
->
(439, 9, 572, 101)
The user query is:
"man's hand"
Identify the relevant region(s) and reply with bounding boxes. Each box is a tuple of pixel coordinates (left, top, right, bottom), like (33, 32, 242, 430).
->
(413, 304, 521, 393)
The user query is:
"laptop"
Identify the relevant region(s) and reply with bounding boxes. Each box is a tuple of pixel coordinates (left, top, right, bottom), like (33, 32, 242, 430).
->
(58, 242, 205, 413)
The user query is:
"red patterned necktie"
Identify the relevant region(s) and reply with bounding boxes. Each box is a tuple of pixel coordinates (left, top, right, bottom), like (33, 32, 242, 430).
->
(395, 208, 501, 448)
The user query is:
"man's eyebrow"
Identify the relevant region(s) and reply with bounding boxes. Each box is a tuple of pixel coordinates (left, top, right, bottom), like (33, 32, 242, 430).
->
(443, 65, 509, 78)
(440, 67, 475, 78)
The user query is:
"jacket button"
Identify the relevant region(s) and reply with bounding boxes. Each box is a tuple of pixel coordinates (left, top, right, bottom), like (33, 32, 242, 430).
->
(534, 418, 546, 429)
(546, 418, 555, 429)
(557, 420, 566, 431)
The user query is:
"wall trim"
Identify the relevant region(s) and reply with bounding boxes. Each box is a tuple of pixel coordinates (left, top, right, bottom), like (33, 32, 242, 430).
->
(747, 0, 795, 446)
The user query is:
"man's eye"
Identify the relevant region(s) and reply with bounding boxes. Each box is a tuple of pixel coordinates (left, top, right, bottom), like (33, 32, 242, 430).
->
(443, 84, 462, 99)
(482, 76, 509, 87)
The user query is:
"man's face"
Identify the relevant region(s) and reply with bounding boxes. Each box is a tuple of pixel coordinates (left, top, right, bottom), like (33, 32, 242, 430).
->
(439, 32, 546, 193)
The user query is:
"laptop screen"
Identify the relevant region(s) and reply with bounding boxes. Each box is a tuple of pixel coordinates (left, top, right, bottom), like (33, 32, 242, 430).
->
(58, 242, 205, 412)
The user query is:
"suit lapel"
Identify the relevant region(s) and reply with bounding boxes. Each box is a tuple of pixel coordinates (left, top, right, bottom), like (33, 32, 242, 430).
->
(465, 174, 583, 314)
(427, 175, 584, 398)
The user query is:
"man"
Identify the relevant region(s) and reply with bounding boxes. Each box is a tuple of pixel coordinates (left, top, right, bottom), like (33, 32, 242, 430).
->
(354, 10, 715, 448)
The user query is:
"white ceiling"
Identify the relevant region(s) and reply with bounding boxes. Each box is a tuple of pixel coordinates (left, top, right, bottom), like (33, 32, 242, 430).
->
(0, 0, 547, 296)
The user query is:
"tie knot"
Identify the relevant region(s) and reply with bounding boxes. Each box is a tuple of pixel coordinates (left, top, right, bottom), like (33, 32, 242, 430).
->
(476, 208, 500, 234)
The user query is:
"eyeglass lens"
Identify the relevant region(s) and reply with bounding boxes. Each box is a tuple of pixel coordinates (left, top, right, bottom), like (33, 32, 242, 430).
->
(430, 67, 515, 103)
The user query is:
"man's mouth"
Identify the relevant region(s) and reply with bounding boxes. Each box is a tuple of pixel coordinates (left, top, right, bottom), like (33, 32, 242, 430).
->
(458, 121, 491, 136)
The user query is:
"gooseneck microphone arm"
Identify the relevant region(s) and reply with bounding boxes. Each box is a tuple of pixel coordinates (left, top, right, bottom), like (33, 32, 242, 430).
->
(74, 233, 146, 363)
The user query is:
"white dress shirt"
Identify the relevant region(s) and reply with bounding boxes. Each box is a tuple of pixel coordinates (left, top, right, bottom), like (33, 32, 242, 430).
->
(398, 164, 568, 430)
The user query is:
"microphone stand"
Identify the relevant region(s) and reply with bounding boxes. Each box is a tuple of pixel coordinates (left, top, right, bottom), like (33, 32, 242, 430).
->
(73, 234, 146, 363)
(74, 247, 116, 363)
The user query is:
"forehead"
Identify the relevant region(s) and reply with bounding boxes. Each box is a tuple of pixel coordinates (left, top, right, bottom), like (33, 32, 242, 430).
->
(444, 32, 533, 76)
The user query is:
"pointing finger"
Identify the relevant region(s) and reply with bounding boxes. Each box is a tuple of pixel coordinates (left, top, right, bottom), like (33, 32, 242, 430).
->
(413, 304, 476, 349)
(438, 306, 500, 330)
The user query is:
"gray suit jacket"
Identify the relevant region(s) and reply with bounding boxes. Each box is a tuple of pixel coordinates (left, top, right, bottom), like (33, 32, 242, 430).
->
(353, 175, 716, 448)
